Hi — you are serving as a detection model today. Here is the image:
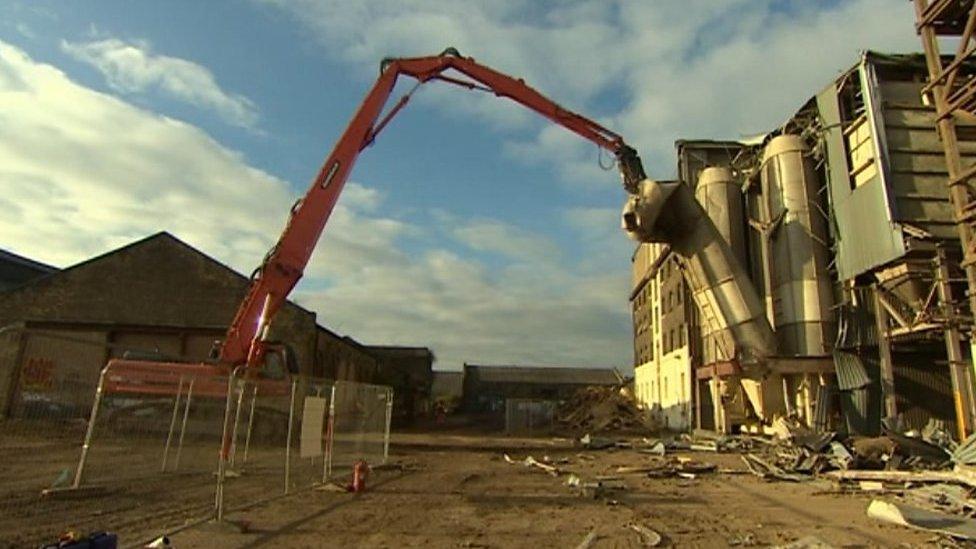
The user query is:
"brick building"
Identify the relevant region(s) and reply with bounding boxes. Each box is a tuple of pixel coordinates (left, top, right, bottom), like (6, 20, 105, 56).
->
(366, 345, 435, 425)
(0, 232, 378, 417)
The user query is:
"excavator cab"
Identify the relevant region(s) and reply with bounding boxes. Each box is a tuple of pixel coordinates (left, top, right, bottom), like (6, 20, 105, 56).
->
(254, 342, 299, 381)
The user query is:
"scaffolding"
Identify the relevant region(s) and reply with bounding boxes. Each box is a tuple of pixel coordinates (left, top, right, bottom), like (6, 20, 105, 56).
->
(914, 0, 976, 438)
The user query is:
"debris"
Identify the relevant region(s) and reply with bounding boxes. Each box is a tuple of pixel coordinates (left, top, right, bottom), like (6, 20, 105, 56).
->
(827, 441, 853, 470)
(741, 453, 805, 482)
(576, 530, 600, 549)
(923, 418, 957, 453)
(639, 439, 667, 456)
(145, 536, 172, 548)
(616, 465, 666, 474)
(885, 431, 951, 468)
(953, 432, 976, 466)
(316, 482, 348, 493)
(904, 483, 974, 515)
(728, 532, 758, 546)
(858, 480, 884, 491)
(503, 453, 561, 476)
(690, 442, 719, 452)
(525, 456, 560, 476)
(773, 535, 834, 548)
(793, 432, 835, 454)
(825, 469, 976, 489)
(679, 460, 717, 474)
(559, 386, 647, 432)
(580, 433, 616, 450)
(867, 499, 976, 540)
(628, 523, 662, 547)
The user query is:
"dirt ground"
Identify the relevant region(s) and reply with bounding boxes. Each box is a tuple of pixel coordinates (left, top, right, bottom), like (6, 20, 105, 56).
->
(159, 432, 934, 549)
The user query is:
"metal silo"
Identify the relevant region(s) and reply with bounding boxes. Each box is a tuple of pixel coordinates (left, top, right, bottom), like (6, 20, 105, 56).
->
(760, 135, 835, 356)
(695, 166, 749, 364)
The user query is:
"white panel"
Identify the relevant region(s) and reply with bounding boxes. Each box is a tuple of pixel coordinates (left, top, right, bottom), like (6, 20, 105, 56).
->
(300, 396, 327, 458)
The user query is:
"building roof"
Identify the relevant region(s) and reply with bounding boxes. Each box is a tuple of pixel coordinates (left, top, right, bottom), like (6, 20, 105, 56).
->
(366, 345, 435, 361)
(0, 248, 59, 292)
(465, 364, 621, 386)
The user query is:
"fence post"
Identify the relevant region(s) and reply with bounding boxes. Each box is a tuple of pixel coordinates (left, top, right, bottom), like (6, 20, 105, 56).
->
(242, 385, 258, 466)
(173, 378, 195, 471)
(215, 367, 241, 521)
(284, 378, 297, 495)
(383, 389, 393, 464)
(73, 365, 110, 488)
(229, 381, 246, 468)
(324, 383, 337, 482)
(161, 376, 185, 472)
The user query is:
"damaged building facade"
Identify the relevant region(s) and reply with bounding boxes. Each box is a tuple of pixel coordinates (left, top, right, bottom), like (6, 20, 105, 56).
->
(630, 51, 974, 437)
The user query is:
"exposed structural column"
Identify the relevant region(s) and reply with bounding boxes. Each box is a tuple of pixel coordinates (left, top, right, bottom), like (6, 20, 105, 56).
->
(914, 0, 976, 437)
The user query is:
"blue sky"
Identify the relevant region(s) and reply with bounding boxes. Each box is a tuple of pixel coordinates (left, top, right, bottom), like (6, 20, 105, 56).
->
(0, 0, 919, 371)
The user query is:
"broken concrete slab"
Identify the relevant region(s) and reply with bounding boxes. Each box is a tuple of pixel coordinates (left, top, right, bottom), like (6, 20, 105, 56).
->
(867, 499, 976, 540)
(628, 523, 662, 547)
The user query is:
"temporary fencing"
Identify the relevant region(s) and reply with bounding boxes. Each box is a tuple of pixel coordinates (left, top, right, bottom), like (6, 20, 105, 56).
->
(0, 325, 394, 545)
(214, 375, 393, 518)
(0, 328, 132, 544)
(324, 380, 394, 479)
(504, 398, 555, 434)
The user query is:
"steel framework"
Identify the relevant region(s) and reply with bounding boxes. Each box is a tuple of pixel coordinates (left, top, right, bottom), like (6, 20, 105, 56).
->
(915, 0, 976, 437)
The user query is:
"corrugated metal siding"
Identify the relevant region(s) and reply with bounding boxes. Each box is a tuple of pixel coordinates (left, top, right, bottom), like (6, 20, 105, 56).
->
(813, 382, 836, 432)
(892, 351, 956, 433)
(834, 288, 879, 349)
(833, 351, 872, 390)
(818, 83, 906, 281)
(879, 80, 972, 241)
(833, 351, 882, 435)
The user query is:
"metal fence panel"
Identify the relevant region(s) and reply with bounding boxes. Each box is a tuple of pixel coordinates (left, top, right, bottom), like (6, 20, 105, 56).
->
(326, 381, 393, 478)
(0, 327, 395, 545)
(505, 398, 555, 434)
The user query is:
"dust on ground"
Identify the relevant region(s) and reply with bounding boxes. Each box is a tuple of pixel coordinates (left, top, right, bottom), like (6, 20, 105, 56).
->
(164, 431, 933, 548)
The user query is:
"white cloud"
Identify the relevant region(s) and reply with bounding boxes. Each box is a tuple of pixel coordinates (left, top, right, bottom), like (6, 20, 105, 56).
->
(0, 41, 632, 370)
(451, 217, 561, 263)
(61, 37, 260, 130)
(261, 0, 920, 180)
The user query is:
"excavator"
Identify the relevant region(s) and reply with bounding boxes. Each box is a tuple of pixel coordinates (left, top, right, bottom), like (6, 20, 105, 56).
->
(99, 47, 646, 391)
(80, 48, 647, 468)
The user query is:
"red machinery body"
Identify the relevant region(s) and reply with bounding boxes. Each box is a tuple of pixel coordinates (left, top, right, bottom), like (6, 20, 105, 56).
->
(103, 48, 645, 394)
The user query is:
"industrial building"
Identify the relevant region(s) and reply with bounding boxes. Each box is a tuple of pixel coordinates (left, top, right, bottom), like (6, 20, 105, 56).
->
(0, 248, 57, 292)
(366, 345, 435, 425)
(0, 232, 382, 418)
(630, 50, 976, 437)
(461, 363, 621, 414)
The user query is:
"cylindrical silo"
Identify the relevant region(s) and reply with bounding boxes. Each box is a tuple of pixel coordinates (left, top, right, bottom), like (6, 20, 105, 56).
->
(760, 135, 835, 356)
(695, 166, 748, 271)
(695, 166, 749, 364)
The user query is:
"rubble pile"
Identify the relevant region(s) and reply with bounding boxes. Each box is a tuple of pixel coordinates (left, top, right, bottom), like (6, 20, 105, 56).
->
(557, 386, 647, 432)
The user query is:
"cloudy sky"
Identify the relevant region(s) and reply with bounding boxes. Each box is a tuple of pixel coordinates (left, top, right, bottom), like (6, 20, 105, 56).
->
(0, 1, 919, 372)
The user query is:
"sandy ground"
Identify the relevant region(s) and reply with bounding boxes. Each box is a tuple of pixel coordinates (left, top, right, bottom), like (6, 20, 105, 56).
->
(161, 432, 934, 548)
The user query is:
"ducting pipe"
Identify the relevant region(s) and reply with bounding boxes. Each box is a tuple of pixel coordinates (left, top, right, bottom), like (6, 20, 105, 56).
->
(623, 178, 777, 366)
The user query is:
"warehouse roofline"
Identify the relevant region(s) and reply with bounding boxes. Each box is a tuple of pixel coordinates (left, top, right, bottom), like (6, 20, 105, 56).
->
(464, 363, 622, 385)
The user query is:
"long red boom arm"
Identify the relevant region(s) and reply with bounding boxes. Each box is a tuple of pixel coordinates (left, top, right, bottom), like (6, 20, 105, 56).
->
(219, 48, 646, 368)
